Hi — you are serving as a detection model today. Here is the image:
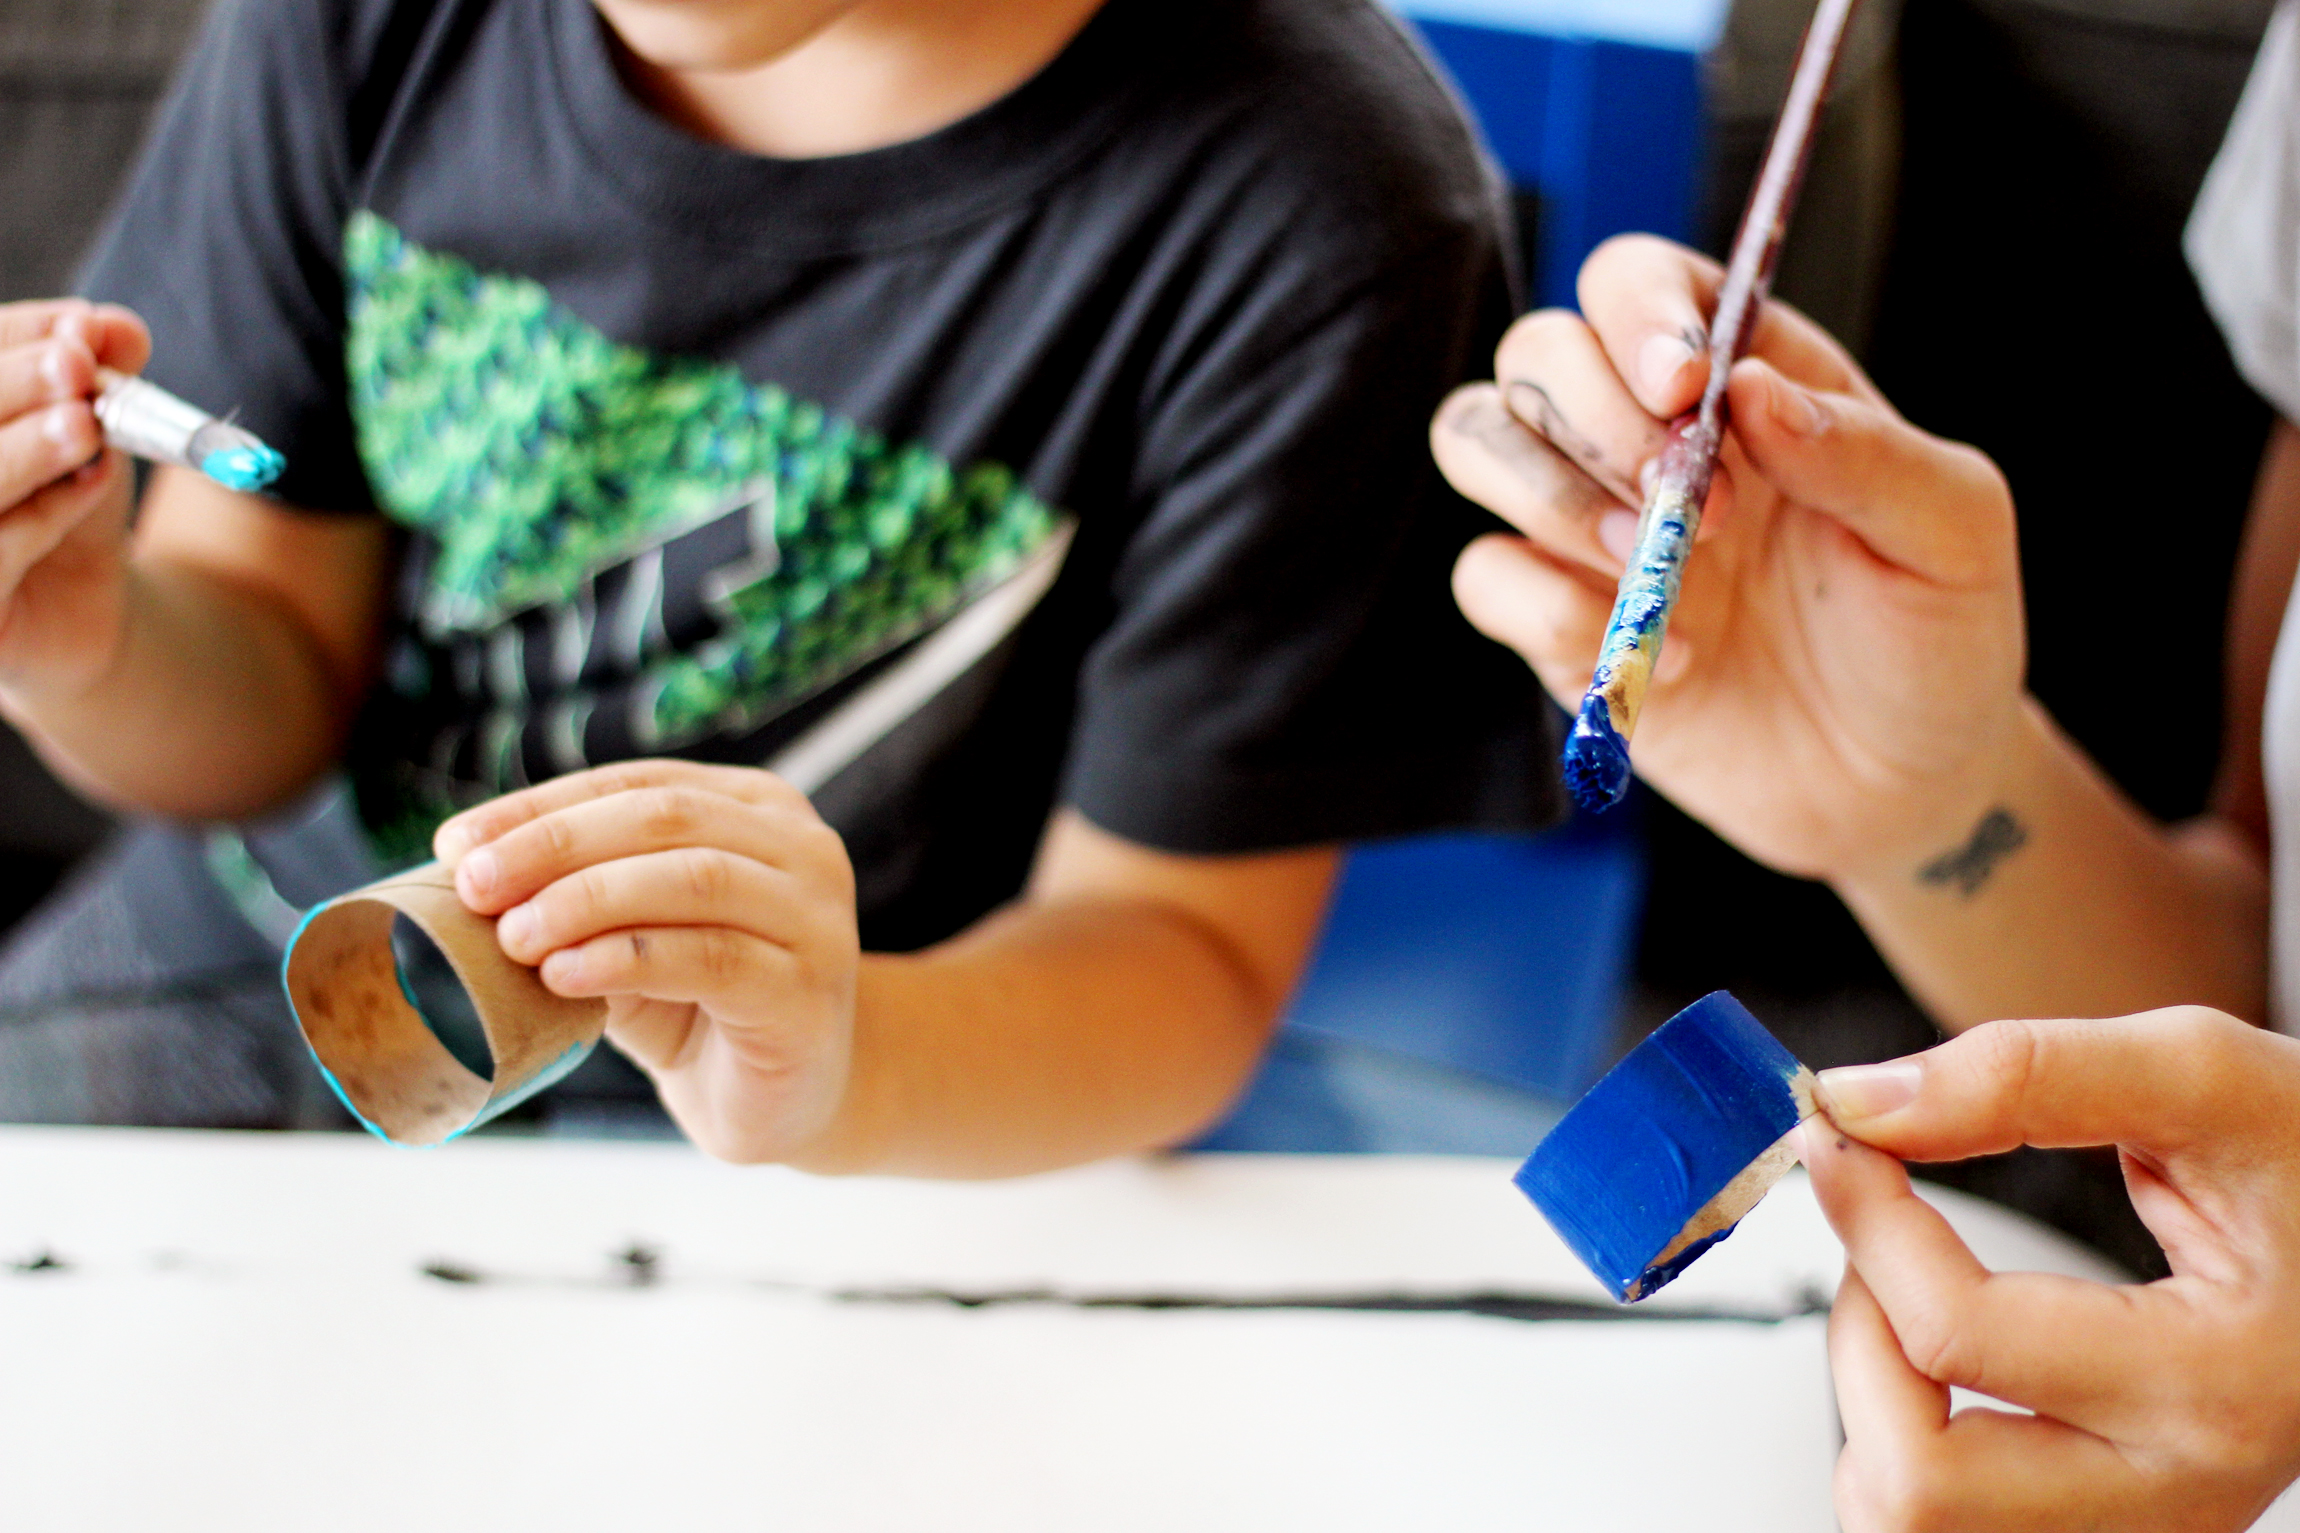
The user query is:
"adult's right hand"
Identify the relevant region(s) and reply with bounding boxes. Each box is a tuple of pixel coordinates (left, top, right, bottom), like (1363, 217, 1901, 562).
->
(0, 298, 148, 703)
(1805, 1008, 2300, 1532)
(1430, 235, 2026, 887)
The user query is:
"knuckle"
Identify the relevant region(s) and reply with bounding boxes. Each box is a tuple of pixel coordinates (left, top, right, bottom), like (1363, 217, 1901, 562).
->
(570, 862, 613, 916)
(698, 928, 748, 985)
(2147, 1005, 2250, 1120)
(595, 761, 669, 798)
(1885, 1291, 1978, 1390)
(1496, 307, 1587, 374)
(536, 809, 576, 860)
(637, 785, 700, 841)
(2156, 1004, 2241, 1065)
(677, 846, 730, 904)
(1961, 1016, 2044, 1118)
(1944, 440, 2010, 506)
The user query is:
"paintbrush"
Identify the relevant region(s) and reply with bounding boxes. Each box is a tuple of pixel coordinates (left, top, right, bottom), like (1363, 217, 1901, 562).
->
(1561, 0, 1861, 812)
(92, 367, 286, 493)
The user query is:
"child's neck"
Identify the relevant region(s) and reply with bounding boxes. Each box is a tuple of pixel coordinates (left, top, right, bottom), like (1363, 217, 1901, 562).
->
(600, 0, 1111, 159)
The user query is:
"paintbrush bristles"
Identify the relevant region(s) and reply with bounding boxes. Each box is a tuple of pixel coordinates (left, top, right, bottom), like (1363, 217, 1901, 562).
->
(1562, 0, 1861, 814)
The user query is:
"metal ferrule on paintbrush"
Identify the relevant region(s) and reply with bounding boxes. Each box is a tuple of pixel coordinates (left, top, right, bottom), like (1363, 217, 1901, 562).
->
(1560, 0, 1860, 813)
(92, 367, 285, 494)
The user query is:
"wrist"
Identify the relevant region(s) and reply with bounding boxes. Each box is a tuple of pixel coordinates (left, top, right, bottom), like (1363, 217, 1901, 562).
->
(776, 951, 902, 1175)
(1829, 694, 2053, 903)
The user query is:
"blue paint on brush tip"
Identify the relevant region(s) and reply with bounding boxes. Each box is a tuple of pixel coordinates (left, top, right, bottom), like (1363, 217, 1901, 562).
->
(200, 443, 286, 493)
(1515, 992, 1811, 1301)
(1562, 697, 1631, 813)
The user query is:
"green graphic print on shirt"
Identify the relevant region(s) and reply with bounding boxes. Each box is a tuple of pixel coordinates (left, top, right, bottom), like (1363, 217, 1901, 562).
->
(340, 211, 1061, 857)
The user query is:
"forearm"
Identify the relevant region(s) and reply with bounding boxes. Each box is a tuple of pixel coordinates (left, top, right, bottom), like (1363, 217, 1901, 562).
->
(1834, 698, 2269, 1030)
(795, 897, 1279, 1177)
(5, 559, 346, 820)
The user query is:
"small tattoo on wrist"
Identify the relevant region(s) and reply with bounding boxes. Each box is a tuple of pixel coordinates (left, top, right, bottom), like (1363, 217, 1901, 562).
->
(1917, 808, 2029, 898)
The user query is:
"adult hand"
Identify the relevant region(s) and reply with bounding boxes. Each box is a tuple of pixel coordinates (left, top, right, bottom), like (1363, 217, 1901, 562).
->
(0, 299, 148, 702)
(1429, 235, 2026, 885)
(1804, 1008, 2300, 1531)
(435, 759, 860, 1164)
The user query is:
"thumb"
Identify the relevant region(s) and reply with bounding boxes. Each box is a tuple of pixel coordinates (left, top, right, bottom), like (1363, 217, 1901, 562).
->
(1814, 1009, 2285, 1167)
(1725, 356, 2015, 588)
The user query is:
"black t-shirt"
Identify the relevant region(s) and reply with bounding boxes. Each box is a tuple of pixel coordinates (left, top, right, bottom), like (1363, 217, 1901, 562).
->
(83, 0, 1558, 949)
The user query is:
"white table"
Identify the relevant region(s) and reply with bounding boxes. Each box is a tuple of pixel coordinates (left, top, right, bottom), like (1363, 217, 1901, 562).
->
(0, 1127, 2230, 1531)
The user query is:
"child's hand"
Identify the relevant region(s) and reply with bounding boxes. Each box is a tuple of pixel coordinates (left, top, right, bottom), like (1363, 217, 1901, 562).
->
(435, 760, 860, 1163)
(1803, 1010, 2300, 1532)
(1429, 235, 2025, 887)
(0, 300, 149, 701)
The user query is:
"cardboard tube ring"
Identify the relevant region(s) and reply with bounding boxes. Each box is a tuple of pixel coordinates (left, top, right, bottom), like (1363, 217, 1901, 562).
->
(283, 863, 606, 1146)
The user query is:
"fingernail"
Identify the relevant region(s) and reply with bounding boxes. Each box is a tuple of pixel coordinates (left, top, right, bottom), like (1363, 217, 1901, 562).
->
(543, 949, 583, 987)
(1638, 457, 1661, 499)
(459, 847, 499, 897)
(497, 903, 537, 950)
(1815, 1061, 1921, 1122)
(1639, 332, 1695, 400)
(41, 402, 85, 450)
(435, 821, 478, 861)
(1597, 508, 1638, 564)
(1770, 374, 1825, 437)
(39, 346, 76, 399)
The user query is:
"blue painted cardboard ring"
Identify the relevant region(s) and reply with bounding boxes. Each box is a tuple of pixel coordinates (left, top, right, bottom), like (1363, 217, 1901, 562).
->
(282, 863, 605, 1146)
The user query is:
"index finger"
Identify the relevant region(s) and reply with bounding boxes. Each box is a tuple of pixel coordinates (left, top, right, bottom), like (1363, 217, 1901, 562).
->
(1814, 1008, 2299, 1166)
(434, 759, 806, 862)
(0, 301, 88, 352)
(1574, 234, 1881, 418)
(1829, 1264, 2147, 1533)
(0, 301, 150, 374)
(1802, 1120, 2182, 1435)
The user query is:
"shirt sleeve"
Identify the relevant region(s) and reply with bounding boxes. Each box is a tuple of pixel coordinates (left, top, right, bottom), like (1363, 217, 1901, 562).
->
(75, 0, 382, 514)
(1059, 217, 1562, 854)
(2188, 0, 2300, 426)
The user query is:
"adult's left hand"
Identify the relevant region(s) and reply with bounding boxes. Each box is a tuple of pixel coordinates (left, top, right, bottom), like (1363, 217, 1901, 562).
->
(1804, 1008, 2300, 1531)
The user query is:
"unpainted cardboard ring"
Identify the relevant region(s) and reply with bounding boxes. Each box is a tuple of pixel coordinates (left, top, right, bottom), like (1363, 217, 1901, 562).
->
(282, 863, 606, 1146)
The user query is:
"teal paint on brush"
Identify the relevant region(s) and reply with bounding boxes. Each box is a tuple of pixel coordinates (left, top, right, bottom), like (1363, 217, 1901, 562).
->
(199, 442, 286, 493)
(1562, 0, 1860, 812)
(92, 366, 289, 495)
